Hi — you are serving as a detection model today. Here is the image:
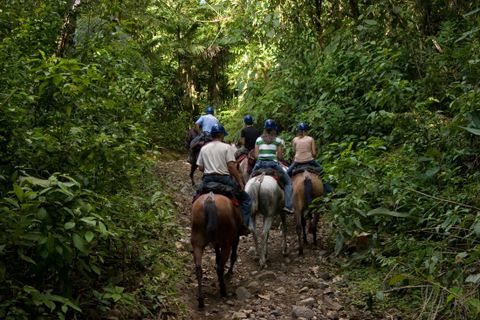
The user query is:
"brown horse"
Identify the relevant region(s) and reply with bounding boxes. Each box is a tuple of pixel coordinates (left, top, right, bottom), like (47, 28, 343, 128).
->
(190, 192, 242, 308)
(292, 170, 324, 255)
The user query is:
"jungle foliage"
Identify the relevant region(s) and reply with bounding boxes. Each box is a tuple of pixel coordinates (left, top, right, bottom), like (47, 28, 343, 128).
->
(1, 0, 479, 319)
(217, 1, 480, 318)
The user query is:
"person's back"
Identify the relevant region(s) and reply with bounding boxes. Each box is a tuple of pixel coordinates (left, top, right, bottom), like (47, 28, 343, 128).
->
(287, 122, 322, 177)
(293, 135, 315, 162)
(195, 106, 219, 134)
(241, 126, 261, 151)
(197, 140, 233, 175)
(240, 115, 261, 152)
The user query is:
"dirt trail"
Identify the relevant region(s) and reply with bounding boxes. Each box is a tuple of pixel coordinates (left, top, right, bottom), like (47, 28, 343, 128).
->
(155, 155, 392, 320)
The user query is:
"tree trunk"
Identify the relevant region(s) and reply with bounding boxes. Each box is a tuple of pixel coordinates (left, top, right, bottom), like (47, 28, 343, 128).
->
(349, 0, 360, 20)
(57, 0, 82, 57)
(312, 0, 323, 34)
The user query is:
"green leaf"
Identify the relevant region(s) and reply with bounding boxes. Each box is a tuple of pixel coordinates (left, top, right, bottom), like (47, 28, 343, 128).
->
(64, 221, 76, 230)
(98, 221, 107, 235)
(73, 234, 87, 254)
(388, 274, 408, 286)
(375, 290, 384, 301)
(37, 208, 48, 219)
(467, 298, 480, 314)
(473, 221, 480, 236)
(367, 207, 409, 218)
(13, 183, 24, 202)
(446, 287, 461, 304)
(84, 231, 94, 243)
(18, 250, 37, 265)
(460, 126, 480, 136)
(465, 273, 480, 284)
(80, 216, 97, 226)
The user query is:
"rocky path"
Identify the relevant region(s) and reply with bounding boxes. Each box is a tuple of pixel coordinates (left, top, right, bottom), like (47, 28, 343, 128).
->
(155, 154, 391, 320)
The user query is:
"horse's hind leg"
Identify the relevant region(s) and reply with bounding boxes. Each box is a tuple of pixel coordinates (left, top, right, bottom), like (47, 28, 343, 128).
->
(280, 213, 288, 256)
(193, 246, 205, 308)
(295, 212, 304, 255)
(302, 215, 308, 244)
(226, 237, 239, 276)
(250, 215, 260, 261)
(259, 216, 273, 269)
(311, 214, 319, 247)
(215, 246, 230, 297)
(189, 164, 197, 186)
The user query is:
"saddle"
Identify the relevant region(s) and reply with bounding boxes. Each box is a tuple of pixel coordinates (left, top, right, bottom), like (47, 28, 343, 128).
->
(190, 134, 212, 151)
(291, 164, 324, 177)
(193, 181, 240, 206)
(250, 168, 285, 189)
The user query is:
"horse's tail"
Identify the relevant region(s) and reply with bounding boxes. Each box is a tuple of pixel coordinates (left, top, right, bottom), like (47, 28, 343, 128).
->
(245, 176, 261, 214)
(204, 192, 218, 243)
(304, 174, 313, 207)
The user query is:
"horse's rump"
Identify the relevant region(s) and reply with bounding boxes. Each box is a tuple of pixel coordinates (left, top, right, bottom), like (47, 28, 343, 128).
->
(191, 193, 241, 244)
(251, 168, 284, 189)
(246, 174, 284, 215)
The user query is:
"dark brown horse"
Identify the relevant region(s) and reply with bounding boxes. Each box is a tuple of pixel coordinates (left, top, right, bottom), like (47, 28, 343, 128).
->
(190, 192, 242, 308)
(292, 170, 324, 255)
(186, 128, 201, 185)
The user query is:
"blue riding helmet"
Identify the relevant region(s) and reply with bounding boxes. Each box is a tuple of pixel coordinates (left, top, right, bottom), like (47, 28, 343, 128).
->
(297, 122, 309, 131)
(264, 119, 276, 129)
(210, 124, 228, 136)
(244, 114, 253, 125)
(205, 106, 214, 114)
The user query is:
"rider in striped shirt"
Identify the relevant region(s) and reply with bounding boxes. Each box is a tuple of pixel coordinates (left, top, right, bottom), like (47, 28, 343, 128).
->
(252, 119, 293, 214)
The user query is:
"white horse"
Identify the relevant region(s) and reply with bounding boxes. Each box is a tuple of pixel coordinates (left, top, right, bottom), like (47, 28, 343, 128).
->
(245, 172, 287, 269)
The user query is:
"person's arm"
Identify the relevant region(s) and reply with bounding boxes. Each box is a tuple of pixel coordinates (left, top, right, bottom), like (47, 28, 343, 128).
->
(277, 144, 285, 162)
(254, 144, 259, 159)
(292, 138, 297, 157)
(240, 137, 246, 147)
(311, 137, 317, 157)
(194, 117, 202, 133)
(228, 161, 245, 190)
(196, 151, 205, 172)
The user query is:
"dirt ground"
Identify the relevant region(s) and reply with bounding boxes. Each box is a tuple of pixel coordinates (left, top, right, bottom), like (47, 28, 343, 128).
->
(155, 154, 400, 320)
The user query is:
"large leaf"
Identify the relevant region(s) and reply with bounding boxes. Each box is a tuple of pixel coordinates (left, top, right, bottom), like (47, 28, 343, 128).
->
(72, 234, 87, 254)
(366, 207, 410, 218)
(460, 126, 480, 136)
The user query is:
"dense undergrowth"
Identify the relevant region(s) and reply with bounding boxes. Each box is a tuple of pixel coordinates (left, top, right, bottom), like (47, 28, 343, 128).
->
(219, 1, 480, 318)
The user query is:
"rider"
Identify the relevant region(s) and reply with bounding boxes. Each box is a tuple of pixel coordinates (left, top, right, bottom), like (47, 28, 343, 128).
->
(196, 124, 252, 235)
(188, 106, 220, 163)
(252, 119, 294, 214)
(287, 122, 323, 176)
(195, 105, 219, 136)
(240, 115, 261, 152)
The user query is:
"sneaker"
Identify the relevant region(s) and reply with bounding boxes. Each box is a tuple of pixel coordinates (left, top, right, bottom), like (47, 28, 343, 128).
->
(283, 207, 294, 214)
